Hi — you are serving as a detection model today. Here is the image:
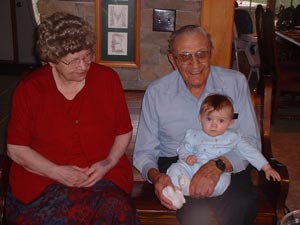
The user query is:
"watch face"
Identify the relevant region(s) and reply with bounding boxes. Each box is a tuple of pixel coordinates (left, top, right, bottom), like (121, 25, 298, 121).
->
(216, 159, 226, 172)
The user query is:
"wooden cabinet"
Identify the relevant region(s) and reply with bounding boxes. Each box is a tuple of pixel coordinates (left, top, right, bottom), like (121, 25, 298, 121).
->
(201, 0, 235, 68)
(0, 0, 39, 65)
(0, 0, 17, 63)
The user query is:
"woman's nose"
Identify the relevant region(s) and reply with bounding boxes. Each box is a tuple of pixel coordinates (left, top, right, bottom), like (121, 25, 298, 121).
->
(77, 59, 89, 69)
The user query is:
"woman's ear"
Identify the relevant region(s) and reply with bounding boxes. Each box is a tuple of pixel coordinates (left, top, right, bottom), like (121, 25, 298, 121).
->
(49, 62, 55, 67)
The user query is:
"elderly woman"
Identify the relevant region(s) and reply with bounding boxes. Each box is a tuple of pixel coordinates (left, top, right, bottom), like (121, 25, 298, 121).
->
(6, 12, 140, 225)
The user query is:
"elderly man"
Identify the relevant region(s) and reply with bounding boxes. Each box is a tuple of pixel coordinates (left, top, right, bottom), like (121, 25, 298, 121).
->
(133, 25, 260, 225)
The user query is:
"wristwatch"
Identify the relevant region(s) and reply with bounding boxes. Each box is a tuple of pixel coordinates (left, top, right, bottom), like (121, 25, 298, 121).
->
(215, 159, 226, 172)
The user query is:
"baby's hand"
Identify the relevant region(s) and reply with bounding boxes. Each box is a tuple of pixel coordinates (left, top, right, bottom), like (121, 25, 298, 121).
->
(262, 164, 281, 181)
(186, 155, 197, 165)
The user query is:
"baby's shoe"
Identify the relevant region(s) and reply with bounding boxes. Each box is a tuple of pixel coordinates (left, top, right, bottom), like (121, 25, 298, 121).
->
(178, 174, 190, 196)
(162, 186, 186, 209)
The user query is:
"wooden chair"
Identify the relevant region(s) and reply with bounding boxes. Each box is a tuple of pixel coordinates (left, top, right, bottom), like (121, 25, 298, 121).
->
(255, 5, 300, 122)
(293, 4, 300, 28)
(0, 154, 10, 224)
(0, 77, 290, 225)
(131, 77, 290, 225)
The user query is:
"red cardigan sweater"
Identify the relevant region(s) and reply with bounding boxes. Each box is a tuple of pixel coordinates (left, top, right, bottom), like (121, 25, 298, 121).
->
(7, 63, 133, 203)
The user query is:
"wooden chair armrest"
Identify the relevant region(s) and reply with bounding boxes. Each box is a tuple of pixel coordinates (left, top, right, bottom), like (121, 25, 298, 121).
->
(0, 155, 12, 224)
(257, 158, 289, 221)
(255, 76, 290, 221)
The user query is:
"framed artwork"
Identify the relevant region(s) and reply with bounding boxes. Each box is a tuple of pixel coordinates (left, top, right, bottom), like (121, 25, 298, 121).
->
(95, 0, 140, 67)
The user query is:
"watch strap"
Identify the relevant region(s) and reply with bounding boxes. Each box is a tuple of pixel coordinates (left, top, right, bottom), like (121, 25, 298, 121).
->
(215, 158, 226, 172)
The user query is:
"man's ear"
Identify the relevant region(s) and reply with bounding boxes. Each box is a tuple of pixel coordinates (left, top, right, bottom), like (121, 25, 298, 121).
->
(210, 47, 214, 57)
(168, 53, 178, 70)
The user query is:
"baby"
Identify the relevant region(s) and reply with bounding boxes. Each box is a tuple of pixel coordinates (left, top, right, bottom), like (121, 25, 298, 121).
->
(163, 94, 281, 209)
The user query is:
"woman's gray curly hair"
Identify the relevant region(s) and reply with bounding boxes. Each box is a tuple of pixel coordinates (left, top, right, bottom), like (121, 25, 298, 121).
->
(36, 12, 96, 63)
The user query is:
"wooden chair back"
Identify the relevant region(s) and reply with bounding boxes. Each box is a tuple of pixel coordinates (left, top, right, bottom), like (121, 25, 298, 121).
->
(255, 5, 278, 84)
(255, 5, 300, 122)
(293, 4, 300, 27)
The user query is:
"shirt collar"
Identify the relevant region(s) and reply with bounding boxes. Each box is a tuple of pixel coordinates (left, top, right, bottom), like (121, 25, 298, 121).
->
(176, 66, 227, 102)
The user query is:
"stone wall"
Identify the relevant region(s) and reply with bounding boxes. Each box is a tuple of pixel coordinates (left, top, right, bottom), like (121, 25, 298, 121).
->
(37, 0, 202, 90)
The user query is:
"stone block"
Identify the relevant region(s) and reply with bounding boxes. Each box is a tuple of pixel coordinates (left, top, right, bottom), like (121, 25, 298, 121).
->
(37, 0, 204, 90)
(38, 1, 77, 18)
(176, 10, 200, 28)
(114, 68, 139, 81)
(140, 43, 160, 65)
(141, 9, 153, 28)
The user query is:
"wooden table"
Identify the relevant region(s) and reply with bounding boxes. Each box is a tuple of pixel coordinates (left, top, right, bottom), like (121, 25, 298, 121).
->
(275, 29, 300, 46)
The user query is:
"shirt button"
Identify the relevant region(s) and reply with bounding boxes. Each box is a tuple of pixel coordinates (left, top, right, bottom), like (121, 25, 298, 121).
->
(75, 119, 79, 124)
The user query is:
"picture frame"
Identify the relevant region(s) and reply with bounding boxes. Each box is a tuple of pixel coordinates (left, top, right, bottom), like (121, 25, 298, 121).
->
(95, 0, 140, 68)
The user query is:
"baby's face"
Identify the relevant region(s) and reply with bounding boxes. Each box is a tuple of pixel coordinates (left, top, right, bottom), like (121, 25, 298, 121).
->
(199, 108, 234, 137)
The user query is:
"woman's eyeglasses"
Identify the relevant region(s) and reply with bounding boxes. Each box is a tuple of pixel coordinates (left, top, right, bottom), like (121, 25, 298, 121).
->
(174, 50, 210, 64)
(59, 51, 93, 67)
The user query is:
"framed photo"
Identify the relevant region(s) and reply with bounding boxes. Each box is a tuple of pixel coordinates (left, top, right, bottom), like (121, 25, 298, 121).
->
(95, 0, 140, 68)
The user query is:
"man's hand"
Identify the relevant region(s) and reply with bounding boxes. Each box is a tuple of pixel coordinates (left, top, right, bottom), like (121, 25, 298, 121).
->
(148, 168, 178, 210)
(189, 160, 222, 198)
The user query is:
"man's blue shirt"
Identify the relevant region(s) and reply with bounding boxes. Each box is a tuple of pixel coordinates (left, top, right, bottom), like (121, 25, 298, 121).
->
(133, 66, 261, 181)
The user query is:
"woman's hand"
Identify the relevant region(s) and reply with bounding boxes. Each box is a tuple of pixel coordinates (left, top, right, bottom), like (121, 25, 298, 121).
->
(76, 131, 133, 187)
(7, 144, 90, 187)
(78, 159, 113, 187)
(51, 165, 89, 187)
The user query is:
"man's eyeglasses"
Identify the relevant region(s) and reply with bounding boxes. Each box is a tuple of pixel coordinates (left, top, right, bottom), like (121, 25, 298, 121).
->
(174, 50, 210, 64)
(59, 51, 93, 67)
